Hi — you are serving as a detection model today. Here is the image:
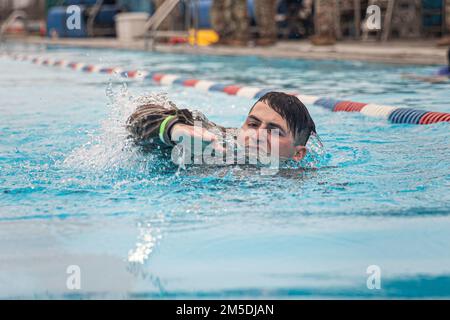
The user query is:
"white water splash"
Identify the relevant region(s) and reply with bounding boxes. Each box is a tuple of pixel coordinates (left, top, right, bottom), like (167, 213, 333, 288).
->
(128, 223, 162, 264)
(63, 85, 172, 173)
(302, 132, 329, 168)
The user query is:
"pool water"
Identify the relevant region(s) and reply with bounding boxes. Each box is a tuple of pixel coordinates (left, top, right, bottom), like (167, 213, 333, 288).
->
(0, 44, 449, 299)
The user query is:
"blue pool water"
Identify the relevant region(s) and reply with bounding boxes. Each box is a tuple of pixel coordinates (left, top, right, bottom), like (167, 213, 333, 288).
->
(0, 44, 449, 299)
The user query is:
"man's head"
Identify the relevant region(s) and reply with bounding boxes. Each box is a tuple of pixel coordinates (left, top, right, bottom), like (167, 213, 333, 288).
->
(239, 92, 316, 161)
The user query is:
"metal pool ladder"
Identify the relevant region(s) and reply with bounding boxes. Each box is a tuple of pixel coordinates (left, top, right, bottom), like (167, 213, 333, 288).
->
(144, 0, 199, 51)
(0, 10, 28, 42)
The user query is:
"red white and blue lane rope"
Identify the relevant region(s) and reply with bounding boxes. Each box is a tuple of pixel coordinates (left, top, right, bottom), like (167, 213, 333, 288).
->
(3, 52, 450, 125)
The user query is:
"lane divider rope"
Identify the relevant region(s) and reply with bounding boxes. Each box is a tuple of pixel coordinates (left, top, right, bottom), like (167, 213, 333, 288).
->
(3, 52, 449, 125)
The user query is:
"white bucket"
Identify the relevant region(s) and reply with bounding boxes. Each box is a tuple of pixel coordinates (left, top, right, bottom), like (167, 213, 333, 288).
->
(115, 12, 149, 41)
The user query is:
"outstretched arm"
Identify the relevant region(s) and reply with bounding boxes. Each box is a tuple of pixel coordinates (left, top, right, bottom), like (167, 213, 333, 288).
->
(126, 103, 194, 148)
(126, 103, 222, 151)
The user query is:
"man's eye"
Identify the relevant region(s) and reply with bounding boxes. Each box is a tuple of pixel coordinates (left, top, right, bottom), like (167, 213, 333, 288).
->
(270, 130, 284, 137)
(248, 122, 258, 128)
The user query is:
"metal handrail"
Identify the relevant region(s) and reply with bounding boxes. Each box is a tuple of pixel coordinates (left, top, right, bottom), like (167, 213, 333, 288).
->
(145, 0, 180, 50)
(144, 0, 199, 51)
(87, 0, 104, 37)
(0, 10, 28, 41)
(144, 0, 180, 31)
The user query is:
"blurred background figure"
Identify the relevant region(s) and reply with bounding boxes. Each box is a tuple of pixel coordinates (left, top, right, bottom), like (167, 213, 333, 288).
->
(297, 0, 313, 37)
(211, 0, 249, 46)
(311, 0, 336, 45)
(278, 0, 313, 40)
(437, 0, 450, 45)
(254, 0, 278, 46)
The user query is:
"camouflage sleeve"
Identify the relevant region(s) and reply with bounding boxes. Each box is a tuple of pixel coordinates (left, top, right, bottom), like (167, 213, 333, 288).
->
(126, 102, 195, 148)
(126, 103, 225, 149)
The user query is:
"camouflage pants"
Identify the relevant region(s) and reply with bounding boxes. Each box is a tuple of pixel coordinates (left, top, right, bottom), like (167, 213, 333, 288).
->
(314, 0, 336, 37)
(211, 0, 249, 41)
(153, 0, 181, 31)
(254, 0, 277, 39)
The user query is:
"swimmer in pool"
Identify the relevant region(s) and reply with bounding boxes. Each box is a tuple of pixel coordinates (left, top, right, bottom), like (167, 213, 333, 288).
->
(126, 91, 317, 164)
(403, 48, 450, 83)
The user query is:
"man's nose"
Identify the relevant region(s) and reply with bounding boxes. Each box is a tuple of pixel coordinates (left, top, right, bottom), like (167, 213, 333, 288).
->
(256, 127, 270, 145)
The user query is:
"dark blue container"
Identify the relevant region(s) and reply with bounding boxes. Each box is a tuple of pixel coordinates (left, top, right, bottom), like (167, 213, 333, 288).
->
(95, 5, 119, 24)
(422, 0, 443, 9)
(47, 6, 88, 37)
(422, 0, 444, 28)
(47, 4, 119, 38)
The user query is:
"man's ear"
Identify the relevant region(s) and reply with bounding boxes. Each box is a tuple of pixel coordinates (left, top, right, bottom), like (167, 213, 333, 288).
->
(292, 145, 306, 162)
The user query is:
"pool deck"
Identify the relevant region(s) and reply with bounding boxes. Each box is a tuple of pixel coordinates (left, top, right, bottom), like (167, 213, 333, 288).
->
(3, 35, 449, 66)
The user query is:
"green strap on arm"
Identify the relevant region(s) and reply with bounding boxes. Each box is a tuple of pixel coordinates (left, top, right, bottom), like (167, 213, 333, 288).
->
(159, 115, 176, 145)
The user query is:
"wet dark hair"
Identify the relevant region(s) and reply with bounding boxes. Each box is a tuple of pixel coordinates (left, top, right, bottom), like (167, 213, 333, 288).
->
(252, 91, 317, 146)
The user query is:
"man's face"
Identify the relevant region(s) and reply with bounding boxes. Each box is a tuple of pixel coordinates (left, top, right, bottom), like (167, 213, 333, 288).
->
(238, 101, 306, 161)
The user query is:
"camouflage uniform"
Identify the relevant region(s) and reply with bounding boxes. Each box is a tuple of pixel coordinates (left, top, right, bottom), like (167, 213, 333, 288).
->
(211, 0, 249, 42)
(153, 0, 181, 31)
(254, 0, 277, 40)
(313, 0, 337, 38)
